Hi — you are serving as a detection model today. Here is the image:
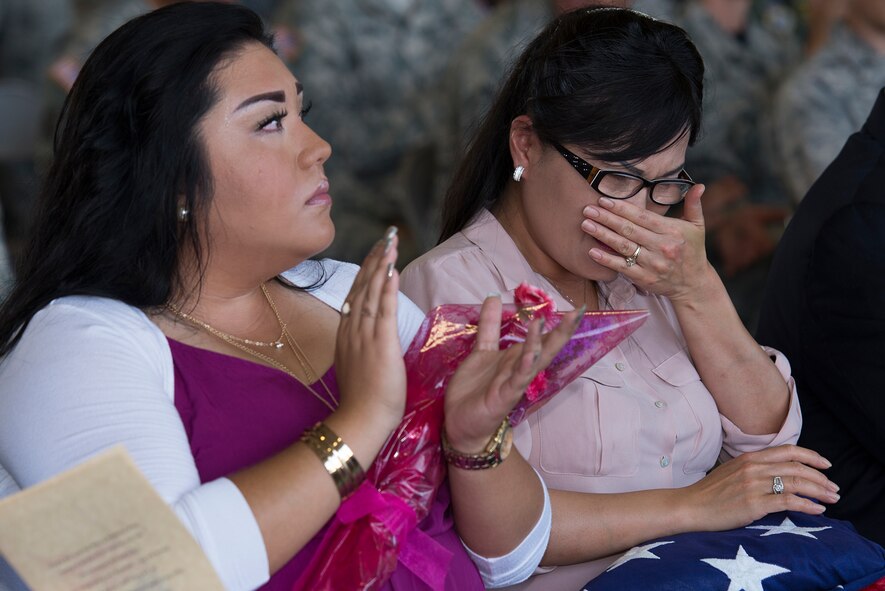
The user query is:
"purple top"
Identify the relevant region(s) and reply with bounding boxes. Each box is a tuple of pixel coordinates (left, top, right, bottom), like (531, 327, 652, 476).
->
(168, 338, 483, 591)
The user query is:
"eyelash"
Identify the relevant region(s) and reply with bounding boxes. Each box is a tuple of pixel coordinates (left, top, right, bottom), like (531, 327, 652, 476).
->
(257, 110, 287, 132)
(300, 100, 312, 119)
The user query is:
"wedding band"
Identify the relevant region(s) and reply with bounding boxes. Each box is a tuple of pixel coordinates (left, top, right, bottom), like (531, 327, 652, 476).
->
(772, 475, 785, 495)
(625, 245, 642, 267)
(341, 301, 351, 317)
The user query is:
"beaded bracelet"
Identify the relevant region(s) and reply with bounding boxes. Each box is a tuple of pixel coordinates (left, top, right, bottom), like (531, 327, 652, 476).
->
(301, 422, 365, 499)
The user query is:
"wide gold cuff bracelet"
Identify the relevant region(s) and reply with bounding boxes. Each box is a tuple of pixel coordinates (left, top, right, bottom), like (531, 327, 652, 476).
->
(301, 422, 365, 499)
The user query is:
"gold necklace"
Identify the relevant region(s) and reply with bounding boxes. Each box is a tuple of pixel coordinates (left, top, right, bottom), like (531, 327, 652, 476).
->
(543, 275, 589, 308)
(167, 306, 286, 349)
(166, 284, 338, 413)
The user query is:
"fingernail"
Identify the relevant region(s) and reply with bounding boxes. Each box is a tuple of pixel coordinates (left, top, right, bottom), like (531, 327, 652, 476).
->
(486, 291, 501, 299)
(386, 262, 394, 279)
(821, 457, 832, 468)
(383, 225, 398, 253)
(828, 481, 840, 493)
(830, 492, 840, 502)
(582, 220, 597, 232)
(575, 305, 586, 323)
(584, 206, 600, 218)
(598, 197, 614, 208)
(589, 249, 603, 261)
(814, 504, 826, 513)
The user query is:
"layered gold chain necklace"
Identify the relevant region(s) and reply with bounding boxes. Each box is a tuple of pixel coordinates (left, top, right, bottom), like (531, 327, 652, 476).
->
(166, 283, 338, 413)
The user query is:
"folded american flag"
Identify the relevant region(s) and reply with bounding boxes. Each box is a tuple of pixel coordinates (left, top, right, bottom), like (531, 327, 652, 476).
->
(584, 511, 885, 591)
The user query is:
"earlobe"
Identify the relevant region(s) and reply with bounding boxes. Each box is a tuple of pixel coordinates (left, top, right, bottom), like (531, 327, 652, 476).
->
(508, 115, 537, 178)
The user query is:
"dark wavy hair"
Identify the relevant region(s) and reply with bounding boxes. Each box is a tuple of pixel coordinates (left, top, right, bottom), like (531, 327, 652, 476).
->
(0, 2, 275, 357)
(440, 6, 705, 241)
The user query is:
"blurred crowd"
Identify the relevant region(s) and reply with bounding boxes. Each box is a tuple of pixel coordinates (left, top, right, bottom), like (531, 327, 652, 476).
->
(0, 0, 880, 333)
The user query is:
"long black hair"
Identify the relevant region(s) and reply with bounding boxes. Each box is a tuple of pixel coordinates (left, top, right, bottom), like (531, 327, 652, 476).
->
(440, 6, 705, 241)
(0, 2, 274, 357)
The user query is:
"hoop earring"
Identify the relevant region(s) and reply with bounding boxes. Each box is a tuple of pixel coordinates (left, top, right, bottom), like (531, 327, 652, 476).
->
(178, 207, 190, 222)
(512, 165, 525, 182)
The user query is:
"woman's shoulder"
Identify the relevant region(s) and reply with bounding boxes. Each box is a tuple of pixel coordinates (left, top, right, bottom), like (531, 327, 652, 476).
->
(27, 295, 162, 342)
(4, 296, 170, 371)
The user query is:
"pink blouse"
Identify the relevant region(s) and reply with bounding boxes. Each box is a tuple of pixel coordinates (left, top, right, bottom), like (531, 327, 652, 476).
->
(400, 209, 802, 590)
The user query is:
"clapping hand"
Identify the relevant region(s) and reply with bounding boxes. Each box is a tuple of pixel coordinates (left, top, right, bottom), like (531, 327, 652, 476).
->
(443, 294, 583, 453)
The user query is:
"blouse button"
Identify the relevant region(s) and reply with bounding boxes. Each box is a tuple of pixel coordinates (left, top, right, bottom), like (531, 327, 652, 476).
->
(655, 400, 666, 408)
(660, 455, 671, 468)
(615, 362, 626, 372)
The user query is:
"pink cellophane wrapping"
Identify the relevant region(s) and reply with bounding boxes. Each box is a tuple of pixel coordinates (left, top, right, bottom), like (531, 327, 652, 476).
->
(292, 285, 649, 591)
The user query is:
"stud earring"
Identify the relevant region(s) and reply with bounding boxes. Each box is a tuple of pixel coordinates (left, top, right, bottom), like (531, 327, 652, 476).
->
(512, 165, 525, 182)
(177, 207, 190, 222)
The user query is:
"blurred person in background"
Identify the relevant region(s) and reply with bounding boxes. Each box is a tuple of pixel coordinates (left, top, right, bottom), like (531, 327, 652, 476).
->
(672, 0, 801, 332)
(0, 0, 71, 273)
(770, 0, 885, 206)
(271, 0, 487, 266)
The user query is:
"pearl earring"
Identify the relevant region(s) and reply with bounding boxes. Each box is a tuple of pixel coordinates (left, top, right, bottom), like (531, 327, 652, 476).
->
(177, 207, 190, 222)
(512, 165, 525, 182)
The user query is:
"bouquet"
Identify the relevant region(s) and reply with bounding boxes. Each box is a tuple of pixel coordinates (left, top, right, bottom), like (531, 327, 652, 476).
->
(293, 285, 649, 591)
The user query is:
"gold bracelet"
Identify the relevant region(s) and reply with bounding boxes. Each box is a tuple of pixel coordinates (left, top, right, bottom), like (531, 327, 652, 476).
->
(301, 422, 365, 499)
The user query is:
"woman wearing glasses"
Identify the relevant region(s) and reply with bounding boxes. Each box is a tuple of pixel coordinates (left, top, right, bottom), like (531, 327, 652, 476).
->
(401, 7, 839, 590)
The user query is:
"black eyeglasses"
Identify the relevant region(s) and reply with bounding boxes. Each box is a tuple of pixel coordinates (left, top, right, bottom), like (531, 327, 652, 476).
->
(553, 142, 695, 206)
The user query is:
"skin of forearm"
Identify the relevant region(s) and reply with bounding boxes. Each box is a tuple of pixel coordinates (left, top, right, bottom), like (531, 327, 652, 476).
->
(671, 266, 790, 434)
(229, 405, 395, 574)
(449, 451, 545, 557)
(541, 487, 688, 566)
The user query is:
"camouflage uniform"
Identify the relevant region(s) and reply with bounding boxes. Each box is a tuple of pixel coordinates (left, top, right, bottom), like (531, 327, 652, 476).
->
(678, 0, 800, 206)
(272, 0, 486, 264)
(425, 0, 553, 243)
(771, 23, 885, 205)
(0, 0, 73, 282)
(36, 0, 151, 173)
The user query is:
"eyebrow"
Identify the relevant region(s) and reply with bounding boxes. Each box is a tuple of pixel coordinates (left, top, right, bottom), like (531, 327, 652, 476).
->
(235, 91, 286, 112)
(619, 160, 686, 179)
(233, 83, 304, 112)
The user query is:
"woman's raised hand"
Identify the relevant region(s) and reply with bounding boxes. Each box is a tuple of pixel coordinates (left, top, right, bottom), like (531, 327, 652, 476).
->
(443, 295, 582, 453)
(582, 184, 715, 305)
(683, 444, 840, 532)
(335, 227, 406, 434)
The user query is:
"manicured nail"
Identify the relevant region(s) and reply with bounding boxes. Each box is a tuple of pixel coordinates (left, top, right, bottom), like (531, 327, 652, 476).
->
(575, 305, 587, 321)
(486, 291, 501, 299)
(386, 262, 394, 279)
(828, 481, 840, 493)
(821, 456, 832, 468)
(383, 225, 398, 253)
(582, 220, 597, 233)
(589, 249, 604, 261)
(598, 197, 614, 208)
(584, 206, 600, 218)
(830, 492, 840, 502)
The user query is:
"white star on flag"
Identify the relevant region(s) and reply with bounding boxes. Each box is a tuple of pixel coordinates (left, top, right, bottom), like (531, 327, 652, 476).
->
(747, 516, 832, 539)
(702, 545, 790, 591)
(606, 541, 674, 571)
